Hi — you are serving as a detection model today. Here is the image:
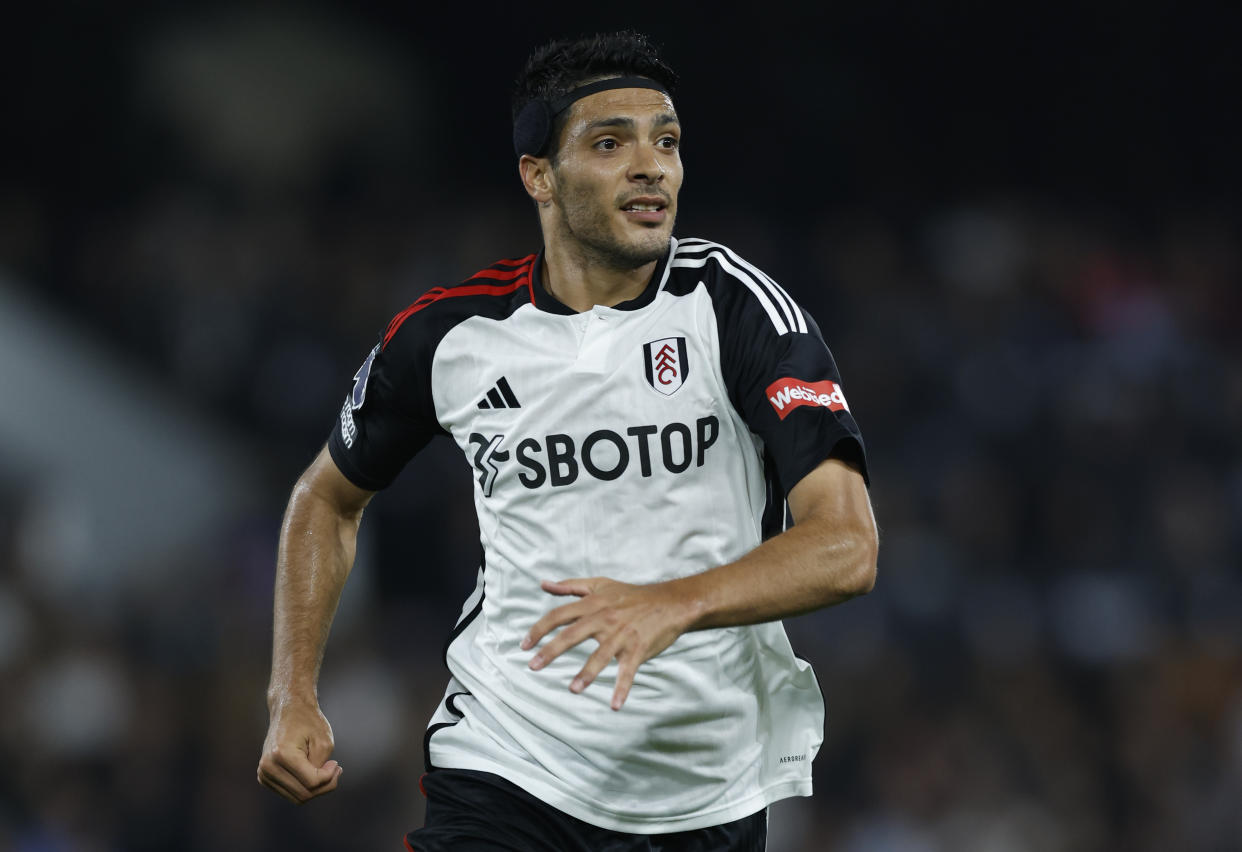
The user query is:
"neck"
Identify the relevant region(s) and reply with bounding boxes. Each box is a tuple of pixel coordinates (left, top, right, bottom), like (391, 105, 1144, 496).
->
(541, 236, 663, 313)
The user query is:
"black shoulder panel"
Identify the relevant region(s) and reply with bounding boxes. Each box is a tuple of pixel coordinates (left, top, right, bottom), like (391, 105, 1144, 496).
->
(669, 238, 869, 493)
(327, 256, 537, 490)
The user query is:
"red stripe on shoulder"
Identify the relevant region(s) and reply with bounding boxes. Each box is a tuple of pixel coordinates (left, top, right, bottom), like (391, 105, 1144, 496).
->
(469, 254, 537, 281)
(472, 267, 528, 281)
(382, 256, 536, 349)
(489, 256, 534, 269)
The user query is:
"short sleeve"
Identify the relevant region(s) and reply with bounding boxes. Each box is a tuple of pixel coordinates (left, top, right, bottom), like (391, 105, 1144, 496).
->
(716, 283, 869, 496)
(326, 311, 445, 491)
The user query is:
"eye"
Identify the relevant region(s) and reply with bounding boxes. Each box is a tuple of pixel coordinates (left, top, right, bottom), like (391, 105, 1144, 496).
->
(594, 138, 619, 151)
(657, 135, 680, 150)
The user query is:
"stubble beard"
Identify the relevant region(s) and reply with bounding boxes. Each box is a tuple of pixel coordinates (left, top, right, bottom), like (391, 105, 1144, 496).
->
(555, 177, 675, 271)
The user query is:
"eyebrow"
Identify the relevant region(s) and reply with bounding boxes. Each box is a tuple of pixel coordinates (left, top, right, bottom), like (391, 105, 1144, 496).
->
(583, 113, 681, 133)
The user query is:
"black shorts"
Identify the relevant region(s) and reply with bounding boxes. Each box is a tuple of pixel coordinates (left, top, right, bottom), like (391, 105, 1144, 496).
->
(404, 768, 768, 852)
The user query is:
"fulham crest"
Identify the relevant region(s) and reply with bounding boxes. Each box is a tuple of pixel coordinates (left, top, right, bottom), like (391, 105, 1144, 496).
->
(643, 337, 689, 396)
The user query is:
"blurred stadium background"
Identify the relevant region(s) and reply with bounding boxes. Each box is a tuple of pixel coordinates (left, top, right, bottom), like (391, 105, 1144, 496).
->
(2, 4, 1240, 850)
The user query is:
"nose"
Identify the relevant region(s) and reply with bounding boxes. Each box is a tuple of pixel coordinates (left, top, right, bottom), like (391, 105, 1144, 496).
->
(628, 142, 665, 184)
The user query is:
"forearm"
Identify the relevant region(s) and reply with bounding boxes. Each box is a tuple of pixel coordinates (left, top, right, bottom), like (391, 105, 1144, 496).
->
(266, 478, 363, 711)
(673, 508, 877, 632)
(523, 477, 877, 710)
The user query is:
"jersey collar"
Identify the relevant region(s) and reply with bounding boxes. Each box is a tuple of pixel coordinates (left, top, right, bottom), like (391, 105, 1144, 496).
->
(530, 240, 674, 316)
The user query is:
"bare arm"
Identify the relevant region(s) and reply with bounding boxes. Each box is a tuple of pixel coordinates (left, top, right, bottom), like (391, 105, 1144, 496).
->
(523, 456, 877, 709)
(257, 444, 375, 803)
(674, 456, 876, 626)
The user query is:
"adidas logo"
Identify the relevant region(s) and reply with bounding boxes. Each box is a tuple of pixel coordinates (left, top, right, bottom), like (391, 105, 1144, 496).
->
(477, 376, 521, 410)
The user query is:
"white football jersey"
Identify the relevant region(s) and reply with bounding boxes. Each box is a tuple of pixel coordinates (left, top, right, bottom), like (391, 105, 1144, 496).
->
(328, 236, 868, 833)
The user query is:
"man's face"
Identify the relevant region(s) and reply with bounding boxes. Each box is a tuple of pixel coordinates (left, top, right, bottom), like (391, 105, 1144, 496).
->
(547, 87, 683, 269)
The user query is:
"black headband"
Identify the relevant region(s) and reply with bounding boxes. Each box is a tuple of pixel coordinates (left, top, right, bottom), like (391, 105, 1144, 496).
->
(512, 75, 670, 157)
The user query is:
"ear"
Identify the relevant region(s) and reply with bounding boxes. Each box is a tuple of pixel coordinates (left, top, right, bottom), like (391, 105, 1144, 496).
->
(519, 154, 555, 205)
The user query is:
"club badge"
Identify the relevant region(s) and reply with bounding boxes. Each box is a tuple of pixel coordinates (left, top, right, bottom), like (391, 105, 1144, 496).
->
(643, 337, 689, 396)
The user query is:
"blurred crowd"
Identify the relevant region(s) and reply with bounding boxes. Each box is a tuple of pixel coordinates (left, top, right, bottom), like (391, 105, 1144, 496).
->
(2, 6, 1241, 852)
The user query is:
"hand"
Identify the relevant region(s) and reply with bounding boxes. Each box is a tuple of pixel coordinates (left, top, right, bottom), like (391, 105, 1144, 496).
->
(257, 700, 343, 804)
(521, 577, 695, 711)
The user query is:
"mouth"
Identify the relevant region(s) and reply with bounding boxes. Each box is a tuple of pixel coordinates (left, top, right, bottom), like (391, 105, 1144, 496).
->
(620, 196, 669, 224)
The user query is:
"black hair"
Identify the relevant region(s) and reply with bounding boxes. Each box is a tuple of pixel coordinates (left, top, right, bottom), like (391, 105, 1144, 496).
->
(511, 31, 679, 160)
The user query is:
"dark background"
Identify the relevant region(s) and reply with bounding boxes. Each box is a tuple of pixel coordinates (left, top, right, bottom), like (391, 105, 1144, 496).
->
(1, 3, 1240, 850)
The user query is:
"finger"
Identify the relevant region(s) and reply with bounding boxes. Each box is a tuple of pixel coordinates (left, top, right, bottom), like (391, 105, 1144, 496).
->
(261, 762, 343, 804)
(272, 744, 341, 791)
(611, 655, 639, 711)
(258, 765, 304, 804)
(306, 735, 337, 768)
(522, 598, 591, 651)
(265, 770, 342, 804)
(284, 756, 339, 792)
(540, 578, 597, 597)
(313, 763, 343, 796)
(529, 618, 598, 670)
(312, 759, 342, 786)
(570, 637, 623, 694)
(259, 759, 315, 803)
